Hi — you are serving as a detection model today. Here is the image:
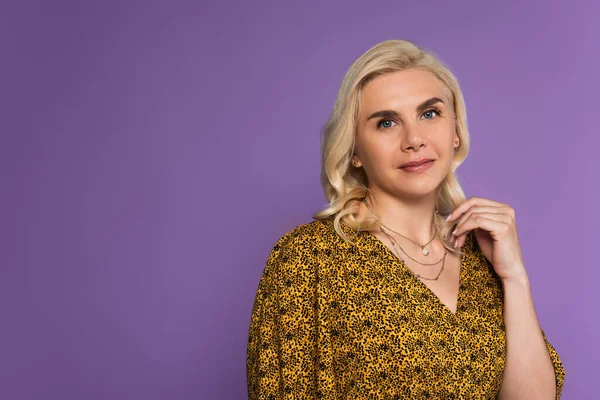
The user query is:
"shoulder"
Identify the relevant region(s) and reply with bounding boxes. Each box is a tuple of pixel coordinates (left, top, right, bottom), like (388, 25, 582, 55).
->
(271, 218, 336, 253)
(259, 219, 359, 301)
(264, 219, 340, 273)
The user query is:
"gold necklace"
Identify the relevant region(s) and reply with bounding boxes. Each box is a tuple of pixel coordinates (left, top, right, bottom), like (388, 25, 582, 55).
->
(362, 197, 441, 256)
(379, 226, 448, 281)
(362, 197, 448, 280)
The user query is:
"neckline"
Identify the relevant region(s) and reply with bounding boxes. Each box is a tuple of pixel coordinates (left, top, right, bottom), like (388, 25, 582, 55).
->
(361, 228, 471, 318)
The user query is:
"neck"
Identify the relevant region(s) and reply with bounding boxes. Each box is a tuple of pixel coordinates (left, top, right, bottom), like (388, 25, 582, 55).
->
(362, 189, 439, 244)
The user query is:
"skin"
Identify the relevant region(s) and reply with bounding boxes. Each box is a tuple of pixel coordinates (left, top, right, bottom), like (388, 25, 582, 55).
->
(352, 68, 459, 245)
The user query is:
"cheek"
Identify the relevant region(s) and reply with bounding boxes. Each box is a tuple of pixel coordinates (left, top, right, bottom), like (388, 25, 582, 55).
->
(374, 146, 397, 166)
(364, 138, 392, 157)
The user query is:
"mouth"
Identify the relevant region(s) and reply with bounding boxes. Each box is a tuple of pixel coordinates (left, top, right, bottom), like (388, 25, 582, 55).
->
(399, 158, 435, 168)
(399, 160, 435, 173)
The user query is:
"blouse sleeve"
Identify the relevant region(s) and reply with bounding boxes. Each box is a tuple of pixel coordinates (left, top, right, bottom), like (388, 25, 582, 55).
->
(541, 328, 566, 399)
(246, 228, 337, 399)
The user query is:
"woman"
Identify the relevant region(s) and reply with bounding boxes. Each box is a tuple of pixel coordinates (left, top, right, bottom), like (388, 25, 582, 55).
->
(246, 39, 565, 399)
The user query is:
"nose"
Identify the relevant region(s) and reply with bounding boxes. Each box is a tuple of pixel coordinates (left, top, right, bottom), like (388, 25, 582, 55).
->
(402, 124, 427, 151)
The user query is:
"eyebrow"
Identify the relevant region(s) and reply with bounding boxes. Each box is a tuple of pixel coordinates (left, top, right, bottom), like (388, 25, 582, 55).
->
(366, 97, 445, 121)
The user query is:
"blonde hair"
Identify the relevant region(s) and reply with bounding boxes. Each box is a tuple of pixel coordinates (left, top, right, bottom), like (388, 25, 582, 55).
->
(312, 39, 470, 255)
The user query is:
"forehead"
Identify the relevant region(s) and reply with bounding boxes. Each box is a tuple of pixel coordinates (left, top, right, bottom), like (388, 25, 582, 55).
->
(360, 69, 445, 113)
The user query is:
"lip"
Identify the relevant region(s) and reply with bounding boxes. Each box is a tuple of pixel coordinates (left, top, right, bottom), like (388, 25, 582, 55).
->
(399, 159, 434, 173)
(399, 158, 435, 168)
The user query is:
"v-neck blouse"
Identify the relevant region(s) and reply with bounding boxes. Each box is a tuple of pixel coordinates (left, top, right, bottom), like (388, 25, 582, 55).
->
(246, 218, 566, 399)
(362, 227, 468, 317)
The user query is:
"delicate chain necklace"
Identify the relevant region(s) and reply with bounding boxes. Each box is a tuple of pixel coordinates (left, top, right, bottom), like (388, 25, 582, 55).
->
(362, 197, 448, 281)
(381, 226, 447, 266)
(380, 226, 448, 281)
(382, 219, 438, 256)
(362, 198, 441, 256)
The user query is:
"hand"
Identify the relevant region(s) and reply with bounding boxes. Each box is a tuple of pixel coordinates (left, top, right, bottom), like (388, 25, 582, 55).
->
(446, 196, 527, 282)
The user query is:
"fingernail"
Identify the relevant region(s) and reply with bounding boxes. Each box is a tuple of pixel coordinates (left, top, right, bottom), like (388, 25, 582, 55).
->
(452, 228, 457, 235)
(446, 214, 452, 221)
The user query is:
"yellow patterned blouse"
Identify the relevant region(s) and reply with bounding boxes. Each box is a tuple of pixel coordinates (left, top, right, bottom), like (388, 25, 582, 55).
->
(246, 218, 565, 399)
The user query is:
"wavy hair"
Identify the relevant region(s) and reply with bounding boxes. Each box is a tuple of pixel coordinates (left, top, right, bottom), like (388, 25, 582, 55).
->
(312, 39, 470, 255)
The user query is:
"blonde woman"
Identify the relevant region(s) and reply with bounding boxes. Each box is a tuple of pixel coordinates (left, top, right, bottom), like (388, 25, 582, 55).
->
(246, 39, 565, 399)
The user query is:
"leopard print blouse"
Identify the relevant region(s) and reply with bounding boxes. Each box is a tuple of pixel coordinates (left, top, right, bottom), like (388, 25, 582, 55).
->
(246, 218, 566, 399)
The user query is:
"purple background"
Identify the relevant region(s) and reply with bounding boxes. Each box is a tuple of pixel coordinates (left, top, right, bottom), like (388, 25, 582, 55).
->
(2, 1, 596, 399)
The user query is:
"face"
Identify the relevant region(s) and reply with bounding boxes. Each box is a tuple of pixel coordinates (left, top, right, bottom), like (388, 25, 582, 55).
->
(354, 68, 459, 200)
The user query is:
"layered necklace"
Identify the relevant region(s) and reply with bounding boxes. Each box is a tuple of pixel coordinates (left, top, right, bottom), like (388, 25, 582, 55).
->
(362, 197, 448, 281)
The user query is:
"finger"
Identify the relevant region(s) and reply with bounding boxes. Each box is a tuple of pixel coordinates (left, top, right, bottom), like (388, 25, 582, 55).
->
(446, 196, 508, 222)
(453, 213, 511, 247)
(450, 208, 507, 241)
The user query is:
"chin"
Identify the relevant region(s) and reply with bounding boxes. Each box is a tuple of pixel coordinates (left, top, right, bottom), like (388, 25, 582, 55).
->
(393, 178, 443, 196)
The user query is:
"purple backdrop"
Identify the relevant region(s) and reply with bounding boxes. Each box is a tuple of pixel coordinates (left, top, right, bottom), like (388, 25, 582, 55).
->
(2, 0, 596, 398)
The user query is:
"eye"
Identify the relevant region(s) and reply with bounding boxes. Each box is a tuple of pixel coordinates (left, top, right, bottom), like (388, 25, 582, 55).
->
(376, 118, 397, 130)
(421, 108, 442, 120)
(376, 108, 443, 130)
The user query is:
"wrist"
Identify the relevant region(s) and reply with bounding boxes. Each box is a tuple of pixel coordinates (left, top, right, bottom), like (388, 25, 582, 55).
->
(501, 271, 530, 288)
